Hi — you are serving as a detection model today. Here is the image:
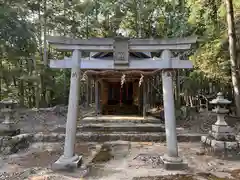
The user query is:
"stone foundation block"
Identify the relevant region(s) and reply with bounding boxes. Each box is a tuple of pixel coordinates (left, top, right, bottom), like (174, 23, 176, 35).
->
(212, 125, 233, 133)
(210, 139, 225, 150)
(201, 136, 207, 143)
(33, 133, 44, 142)
(225, 141, 239, 150)
(0, 123, 20, 136)
(160, 155, 187, 170)
(203, 137, 239, 151)
(210, 131, 235, 141)
(52, 155, 82, 171)
(206, 137, 212, 145)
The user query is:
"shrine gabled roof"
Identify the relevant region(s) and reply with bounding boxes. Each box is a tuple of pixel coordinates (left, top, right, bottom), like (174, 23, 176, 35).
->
(90, 52, 151, 58)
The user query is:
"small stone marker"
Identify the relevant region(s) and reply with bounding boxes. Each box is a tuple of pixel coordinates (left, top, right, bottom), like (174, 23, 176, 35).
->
(201, 92, 239, 153)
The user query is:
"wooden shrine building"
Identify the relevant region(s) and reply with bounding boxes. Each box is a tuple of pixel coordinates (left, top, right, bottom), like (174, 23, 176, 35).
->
(87, 51, 153, 116)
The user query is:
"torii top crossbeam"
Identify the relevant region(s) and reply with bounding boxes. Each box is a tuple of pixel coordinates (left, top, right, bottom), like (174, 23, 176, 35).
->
(47, 36, 197, 70)
(47, 36, 197, 51)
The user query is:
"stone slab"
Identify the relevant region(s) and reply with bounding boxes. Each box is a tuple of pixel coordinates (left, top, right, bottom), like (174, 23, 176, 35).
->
(0, 123, 17, 130)
(5, 132, 203, 145)
(201, 135, 207, 143)
(212, 124, 233, 133)
(202, 136, 239, 151)
(206, 137, 212, 145)
(225, 141, 239, 150)
(210, 139, 225, 150)
(75, 132, 203, 142)
(56, 123, 166, 133)
(210, 131, 235, 141)
(160, 155, 187, 170)
(0, 128, 20, 136)
(52, 155, 82, 171)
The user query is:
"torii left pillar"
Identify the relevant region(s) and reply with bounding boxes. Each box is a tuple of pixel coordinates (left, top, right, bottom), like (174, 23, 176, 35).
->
(160, 50, 187, 170)
(53, 49, 82, 170)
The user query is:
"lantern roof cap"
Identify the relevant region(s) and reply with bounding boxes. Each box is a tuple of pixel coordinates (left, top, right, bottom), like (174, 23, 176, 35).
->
(210, 92, 231, 105)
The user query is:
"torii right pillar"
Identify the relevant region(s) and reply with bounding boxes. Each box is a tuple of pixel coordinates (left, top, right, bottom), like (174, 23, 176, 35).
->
(160, 50, 187, 170)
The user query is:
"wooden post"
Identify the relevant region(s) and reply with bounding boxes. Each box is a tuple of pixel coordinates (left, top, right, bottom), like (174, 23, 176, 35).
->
(148, 77, 150, 110)
(90, 79, 93, 104)
(95, 80, 99, 116)
(86, 79, 91, 107)
(143, 80, 147, 118)
(150, 76, 153, 108)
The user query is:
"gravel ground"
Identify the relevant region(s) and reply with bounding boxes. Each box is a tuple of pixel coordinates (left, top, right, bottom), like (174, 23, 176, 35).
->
(13, 105, 95, 134)
(1, 106, 240, 179)
(1, 142, 240, 180)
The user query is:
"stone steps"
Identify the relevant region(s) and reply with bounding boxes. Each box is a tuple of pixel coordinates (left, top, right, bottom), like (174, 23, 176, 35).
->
(81, 116, 161, 124)
(6, 132, 204, 145)
(77, 116, 164, 133)
(54, 123, 165, 133)
(50, 116, 203, 143)
(75, 132, 203, 142)
(49, 116, 164, 133)
(1, 133, 204, 155)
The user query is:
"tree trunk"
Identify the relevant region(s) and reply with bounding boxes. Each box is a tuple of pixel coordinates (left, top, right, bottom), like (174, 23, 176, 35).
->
(137, 0, 143, 38)
(95, 0, 98, 21)
(18, 59, 24, 106)
(43, 0, 48, 66)
(0, 61, 2, 101)
(33, 57, 40, 108)
(189, 96, 193, 107)
(86, 14, 89, 39)
(225, 0, 240, 116)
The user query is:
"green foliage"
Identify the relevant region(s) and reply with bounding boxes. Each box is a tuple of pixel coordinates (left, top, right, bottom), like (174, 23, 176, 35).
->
(192, 38, 231, 83)
(0, 0, 239, 107)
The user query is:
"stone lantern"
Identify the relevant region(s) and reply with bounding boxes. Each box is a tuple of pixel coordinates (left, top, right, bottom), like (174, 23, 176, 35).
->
(0, 99, 20, 136)
(201, 92, 238, 151)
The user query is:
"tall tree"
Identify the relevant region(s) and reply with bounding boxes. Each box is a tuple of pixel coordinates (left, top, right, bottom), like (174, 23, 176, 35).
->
(225, 0, 240, 116)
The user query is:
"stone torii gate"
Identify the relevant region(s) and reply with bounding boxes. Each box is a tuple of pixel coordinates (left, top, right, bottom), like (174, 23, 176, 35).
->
(47, 36, 197, 170)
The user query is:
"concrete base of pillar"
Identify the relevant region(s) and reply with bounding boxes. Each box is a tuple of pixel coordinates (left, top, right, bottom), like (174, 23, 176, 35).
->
(52, 154, 82, 171)
(160, 154, 187, 170)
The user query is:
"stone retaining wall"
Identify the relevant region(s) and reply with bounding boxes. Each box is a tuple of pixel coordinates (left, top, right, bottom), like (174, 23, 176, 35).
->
(0, 132, 204, 155)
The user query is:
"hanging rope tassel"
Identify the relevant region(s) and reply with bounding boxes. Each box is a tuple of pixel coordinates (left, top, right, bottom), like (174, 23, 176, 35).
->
(121, 74, 126, 88)
(120, 74, 126, 106)
(139, 74, 144, 87)
(120, 86, 122, 106)
(126, 82, 128, 100)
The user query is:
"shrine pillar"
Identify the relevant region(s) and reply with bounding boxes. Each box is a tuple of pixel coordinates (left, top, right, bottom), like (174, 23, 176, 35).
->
(53, 49, 82, 170)
(90, 80, 93, 104)
(95, 80, 100, 115)
(143, 81, 147, 117)
(162, 70, 178, 156)
(86, 79, 91, 107)
(160, 50, 186, 170)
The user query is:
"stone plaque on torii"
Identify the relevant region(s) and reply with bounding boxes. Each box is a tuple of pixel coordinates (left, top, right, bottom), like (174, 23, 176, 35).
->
(47, 36, 197, 171)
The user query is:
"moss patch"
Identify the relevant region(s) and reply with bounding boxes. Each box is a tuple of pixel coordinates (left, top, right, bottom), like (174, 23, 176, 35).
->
(91, 144, 113, 163)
